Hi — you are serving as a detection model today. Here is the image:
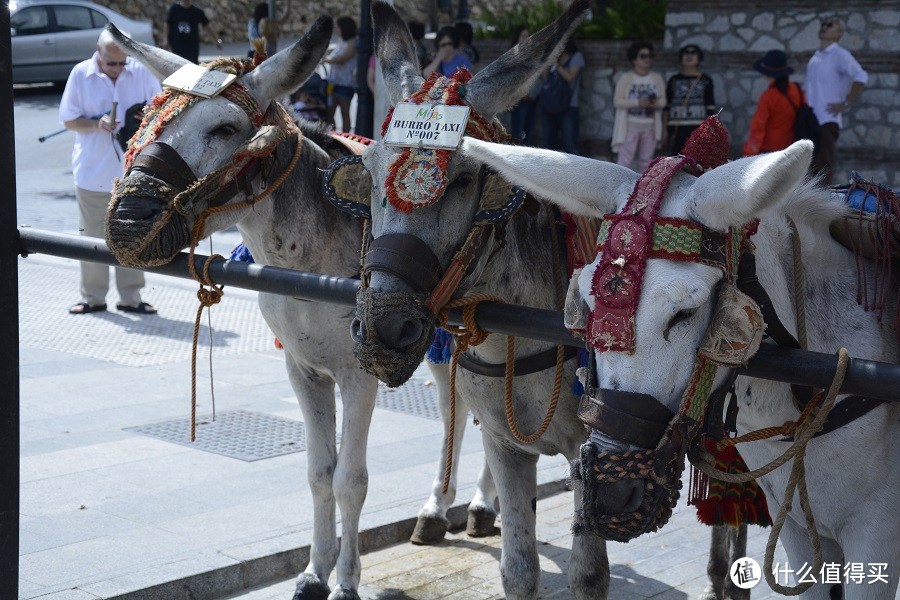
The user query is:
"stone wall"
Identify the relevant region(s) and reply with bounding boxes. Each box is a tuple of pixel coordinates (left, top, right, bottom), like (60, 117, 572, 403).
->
(482, 0, 899, 187)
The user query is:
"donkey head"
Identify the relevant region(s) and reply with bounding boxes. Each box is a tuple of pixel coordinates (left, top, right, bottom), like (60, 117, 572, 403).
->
(350, 0, 590, 386)
(105, 18, 332, 267)
(462, 136, 813, 528)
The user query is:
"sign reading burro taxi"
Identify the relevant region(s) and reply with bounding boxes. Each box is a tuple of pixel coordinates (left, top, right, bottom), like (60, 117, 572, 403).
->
(384, 102, 470, 149)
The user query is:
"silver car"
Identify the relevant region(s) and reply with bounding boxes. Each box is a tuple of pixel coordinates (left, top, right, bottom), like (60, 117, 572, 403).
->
(9, 0, 155, 84)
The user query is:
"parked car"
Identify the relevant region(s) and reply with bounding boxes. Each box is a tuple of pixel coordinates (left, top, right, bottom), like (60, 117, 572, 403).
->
(9, 0, 155, 85)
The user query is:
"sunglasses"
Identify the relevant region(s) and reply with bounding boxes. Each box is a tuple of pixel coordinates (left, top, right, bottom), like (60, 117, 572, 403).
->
(105, 60, 127, 67)
(637, 53, 654, 59)
(821, 21, 836, 28)
(682, 49, 699, 55)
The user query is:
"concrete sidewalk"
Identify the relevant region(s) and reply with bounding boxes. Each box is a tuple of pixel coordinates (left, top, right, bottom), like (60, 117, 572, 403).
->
(17, 244, 571, 600)
(17, 244, 790, 600)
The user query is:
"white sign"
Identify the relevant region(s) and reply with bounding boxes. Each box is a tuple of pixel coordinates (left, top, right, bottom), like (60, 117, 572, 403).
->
(384, 102, 470, 150)
(162, 64, 236, 99)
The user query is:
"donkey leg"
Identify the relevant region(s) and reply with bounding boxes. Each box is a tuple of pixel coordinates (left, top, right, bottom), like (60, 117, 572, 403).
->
(412, 361, 466, 545)
(700, 525, 732, 600)
(722, 524, 750, 600)
(776, 516, 839, 600)
(466, 445, 498, 538)
(569, 457, 610, 600)
(328, 372, 379, 600)
(839, 517, 900, 600)
(483, 434, 540, 600)
(288, 357, 338, 600)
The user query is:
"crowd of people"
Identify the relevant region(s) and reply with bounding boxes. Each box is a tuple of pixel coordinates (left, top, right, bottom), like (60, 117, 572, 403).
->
(57, 10, 867, 315)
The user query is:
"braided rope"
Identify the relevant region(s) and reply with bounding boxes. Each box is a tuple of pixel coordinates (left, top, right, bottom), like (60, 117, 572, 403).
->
(186, 132, 303, 439)
(690, 348, 849, 596)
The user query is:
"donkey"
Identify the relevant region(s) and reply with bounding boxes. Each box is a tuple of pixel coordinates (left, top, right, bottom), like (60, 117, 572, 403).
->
(104, 20, 494, 600)
(457, 135, 899, 599)
(348, 2, 609, 598)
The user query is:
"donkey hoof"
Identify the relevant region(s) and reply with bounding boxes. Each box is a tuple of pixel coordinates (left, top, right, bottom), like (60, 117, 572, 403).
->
(410, 516, 449, 545)
(466, 507, 498, 537)
(293, 573, 330, 600)
(328, 585, 361, 600)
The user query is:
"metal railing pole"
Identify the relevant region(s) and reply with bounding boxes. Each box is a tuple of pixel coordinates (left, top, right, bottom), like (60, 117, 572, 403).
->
(0, 15, 20, 600)
(19, 228, 900, 402)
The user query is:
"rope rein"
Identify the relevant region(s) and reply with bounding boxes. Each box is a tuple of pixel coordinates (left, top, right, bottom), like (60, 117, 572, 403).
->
(437, 208, 568, 494)
(689, 347, 849, 596)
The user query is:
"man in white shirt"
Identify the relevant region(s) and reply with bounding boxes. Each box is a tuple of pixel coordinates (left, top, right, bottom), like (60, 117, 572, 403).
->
(59, 30, 162, 314)
(803, 17, 868, 184)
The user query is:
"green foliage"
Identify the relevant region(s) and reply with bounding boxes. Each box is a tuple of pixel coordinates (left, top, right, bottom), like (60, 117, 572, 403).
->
(474, 0, 666, 41)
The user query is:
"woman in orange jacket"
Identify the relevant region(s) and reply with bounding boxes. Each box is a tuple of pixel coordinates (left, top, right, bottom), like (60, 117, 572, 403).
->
(743, 50, 804, 156)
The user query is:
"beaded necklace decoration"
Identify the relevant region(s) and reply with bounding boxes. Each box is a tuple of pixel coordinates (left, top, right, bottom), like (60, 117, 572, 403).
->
(381, 68, 500, 214)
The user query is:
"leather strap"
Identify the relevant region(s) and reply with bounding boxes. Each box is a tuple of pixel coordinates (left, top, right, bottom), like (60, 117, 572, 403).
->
(736, 252, 813, 408)
(128, 141, 196, 191)
(457, 344, 577, 377)
(364, 233, 444, 292)
(578, 387, 675, 450)
(780, 395, 885, 441)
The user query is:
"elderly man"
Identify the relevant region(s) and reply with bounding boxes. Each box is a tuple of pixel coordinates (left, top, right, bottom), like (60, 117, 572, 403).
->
(803, 17, 868, 184)
(59, 30, 162, 314)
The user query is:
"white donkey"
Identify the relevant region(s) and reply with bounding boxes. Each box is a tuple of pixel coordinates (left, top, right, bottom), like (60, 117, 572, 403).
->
(459, 136, 899, 599)
(104, 21, 494, 600)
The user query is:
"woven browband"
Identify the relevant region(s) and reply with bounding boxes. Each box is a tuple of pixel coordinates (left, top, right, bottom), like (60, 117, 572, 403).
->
(595, 216, 733, 270)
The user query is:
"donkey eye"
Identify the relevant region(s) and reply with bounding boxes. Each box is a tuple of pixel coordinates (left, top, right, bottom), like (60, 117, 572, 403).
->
(209, 124, 238, 137)
(452, 173, 474, 188)
(663, 307, 698, 341)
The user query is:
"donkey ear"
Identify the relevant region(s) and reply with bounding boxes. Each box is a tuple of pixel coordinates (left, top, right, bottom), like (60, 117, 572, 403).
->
(106, 23, 189, 81)
(372, 1, 424, 105)
(690, 140, 814, 230)
(464, 0, 590, 118)
(244, 16, 334, 103)
(460, 138, 635, 217)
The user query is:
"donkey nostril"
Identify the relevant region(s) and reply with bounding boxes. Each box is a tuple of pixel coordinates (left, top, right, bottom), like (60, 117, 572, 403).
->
(350, 318, 366, 343)
(398, 319, 423, 346)
(114, 197, 163, 221)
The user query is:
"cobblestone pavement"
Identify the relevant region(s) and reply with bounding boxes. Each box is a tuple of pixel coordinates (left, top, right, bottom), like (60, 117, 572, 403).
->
(226, 490, 789, 600)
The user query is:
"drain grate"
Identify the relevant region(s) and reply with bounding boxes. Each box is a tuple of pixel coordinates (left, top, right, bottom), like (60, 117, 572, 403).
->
(124, 410, 324, 461)
(375, 379, 441, 421)
(126, 381, 441, 461)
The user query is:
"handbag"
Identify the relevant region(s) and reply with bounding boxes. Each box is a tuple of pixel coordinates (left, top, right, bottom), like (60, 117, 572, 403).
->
(780, 83, 821, 147)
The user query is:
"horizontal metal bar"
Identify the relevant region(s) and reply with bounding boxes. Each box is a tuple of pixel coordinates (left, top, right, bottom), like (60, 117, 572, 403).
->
(19, 228, 900, 402)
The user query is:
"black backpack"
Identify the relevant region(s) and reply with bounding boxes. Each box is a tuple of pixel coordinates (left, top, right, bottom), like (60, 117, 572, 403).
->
(539, 69, 573, 116)
(782, 83, 821, 147)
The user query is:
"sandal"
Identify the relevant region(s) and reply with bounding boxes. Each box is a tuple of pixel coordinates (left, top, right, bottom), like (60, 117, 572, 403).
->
(69, 302, 107, 314)
(116, 302, 158, 314)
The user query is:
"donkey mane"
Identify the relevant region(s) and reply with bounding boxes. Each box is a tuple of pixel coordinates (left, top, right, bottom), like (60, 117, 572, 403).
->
(296, 119, 356, 161)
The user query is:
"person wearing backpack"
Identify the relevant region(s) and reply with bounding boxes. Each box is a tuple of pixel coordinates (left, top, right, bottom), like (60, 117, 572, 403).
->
(743, 50, 805, 156)
(804, 17, 868, 184)
(612, 41, 666, 173)
(539, 39, 585, 154)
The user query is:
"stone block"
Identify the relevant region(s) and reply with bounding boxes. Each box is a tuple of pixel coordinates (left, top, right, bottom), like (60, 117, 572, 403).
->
(853, 107, 882, 123)
(867, 31, 900, 52)
(840, 129, 860, 147)
(780, 26, 798, 40)
(731, 13, 747, 26)
(841, 34, 865, 52)
(751, 12, 775, 31)
(870, 10, 900, 27)
(749, 35, 783, 52)
(684, 35, 713, 53)
(737, 27, 756, 42)
(777, 16, 795, 28)
(879, 74, 898, 88)
(862, 89, 897, 108)
(887, 111, 900, 126)
(719, 34, 745, 52)
(665, 12, 706, 27)
(847, 12, 866, 32)
(788, 21, 821, 53)
(707, 15, 729, 33)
